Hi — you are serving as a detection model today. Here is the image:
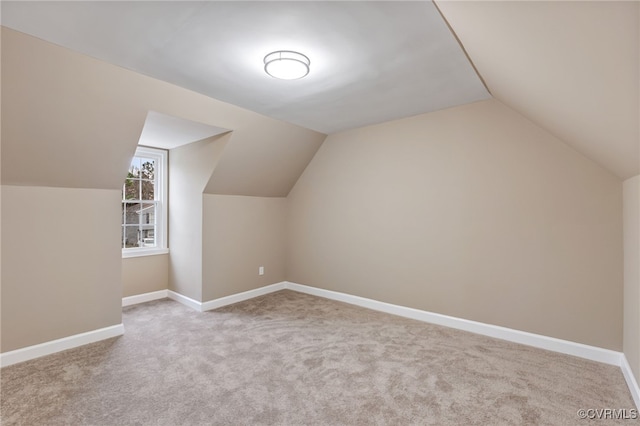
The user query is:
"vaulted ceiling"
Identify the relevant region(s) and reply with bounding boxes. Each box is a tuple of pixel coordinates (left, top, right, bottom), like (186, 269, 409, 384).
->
(0, 1, 489, 134)
(1, 1, 638, 180)
(436, 0, 639, 180)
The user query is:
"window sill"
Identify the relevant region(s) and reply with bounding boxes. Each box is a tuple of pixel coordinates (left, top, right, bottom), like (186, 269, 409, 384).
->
(122, 248, 169, 259)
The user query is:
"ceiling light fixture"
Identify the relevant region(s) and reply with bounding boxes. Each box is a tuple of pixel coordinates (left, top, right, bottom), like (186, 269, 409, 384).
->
(264, 50, 310, 80)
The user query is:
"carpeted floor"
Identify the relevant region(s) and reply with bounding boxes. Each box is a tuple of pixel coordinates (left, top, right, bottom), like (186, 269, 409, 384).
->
(0, 290, 637, 425)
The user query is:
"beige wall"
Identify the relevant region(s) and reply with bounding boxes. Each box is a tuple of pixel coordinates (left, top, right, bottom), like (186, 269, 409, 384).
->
(202, 195, 286, 301)
(624, 175, 640, 380)
(1, 26, 4, 349)
(1, 28, 323, 354)
(0, 25, 629, 358)
(1, 185, 122, 352)
(287, 99, 623, 351)
(122, 254, 169, 298)
(169, 136, 229, 301)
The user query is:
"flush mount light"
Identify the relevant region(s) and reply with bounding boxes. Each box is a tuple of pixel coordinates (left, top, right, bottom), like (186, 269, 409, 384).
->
(264, 50, 310, 80)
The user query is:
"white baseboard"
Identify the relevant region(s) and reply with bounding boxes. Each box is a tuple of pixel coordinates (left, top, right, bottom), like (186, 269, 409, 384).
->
(167, 282, 287, 312)
(122, 290, 168, 307)
(621, 355, 640, 409)
(167, 281, 623, 367)
(5, 281, 638, 411)
(0, 324, 124, 368)
(284, 282, 622, 366)
(284, 281, 640, 408)
(201, 282, 286, 311)
(167, 290, 203, 311)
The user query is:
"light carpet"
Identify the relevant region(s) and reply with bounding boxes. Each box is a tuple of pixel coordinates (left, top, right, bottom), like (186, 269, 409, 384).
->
(0, 290, 636, 425)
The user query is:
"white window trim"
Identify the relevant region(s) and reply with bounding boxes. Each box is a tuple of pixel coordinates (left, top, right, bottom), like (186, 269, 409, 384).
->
(122, 247, 169, 258)
(122, 146, 168, 258)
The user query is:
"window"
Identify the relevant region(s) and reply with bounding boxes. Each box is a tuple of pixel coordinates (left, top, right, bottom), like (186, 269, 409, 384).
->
(121, 146, 168, 257)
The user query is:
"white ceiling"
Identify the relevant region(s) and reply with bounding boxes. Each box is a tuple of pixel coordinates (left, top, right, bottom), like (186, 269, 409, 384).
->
(0, 1, 489, 135)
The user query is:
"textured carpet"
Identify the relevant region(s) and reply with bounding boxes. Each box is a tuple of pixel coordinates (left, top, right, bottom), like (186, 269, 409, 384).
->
(1, 290, 636, 425)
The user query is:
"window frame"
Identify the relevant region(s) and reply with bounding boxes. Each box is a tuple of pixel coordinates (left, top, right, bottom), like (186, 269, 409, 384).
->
(121, 146, 168, 258)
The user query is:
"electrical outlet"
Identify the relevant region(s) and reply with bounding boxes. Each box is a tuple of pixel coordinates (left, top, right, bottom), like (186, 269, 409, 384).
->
(259, 266, 264, 276)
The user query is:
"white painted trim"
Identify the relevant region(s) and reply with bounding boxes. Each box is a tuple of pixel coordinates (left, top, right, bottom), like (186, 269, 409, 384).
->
(167, 282, 287, 313)
(6, 281, 635, 409)
(201, 282, 286, 311)
(0, 324, 124, 368)
(122, 248, 169, 259)
(167, 290, 203, 312)
(166, 280, 624, 369)
(122, 290, 168, 307)
(284, 282, 622, 366)
(284, 281, 640, 408)
(621, 355, 640, 409)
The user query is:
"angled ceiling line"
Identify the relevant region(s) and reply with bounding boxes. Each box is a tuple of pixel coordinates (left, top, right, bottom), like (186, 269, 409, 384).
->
(432, 0, 492, 97)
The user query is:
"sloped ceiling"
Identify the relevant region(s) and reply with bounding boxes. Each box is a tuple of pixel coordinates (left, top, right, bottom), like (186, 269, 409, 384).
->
(1, 1, 637, 185)
(138, 111, 229, 150)
(436, 0, 639, 179)
(0, 1, 489, 134)
(204, 121, 327, 196)
(0, 27, 325, 195)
